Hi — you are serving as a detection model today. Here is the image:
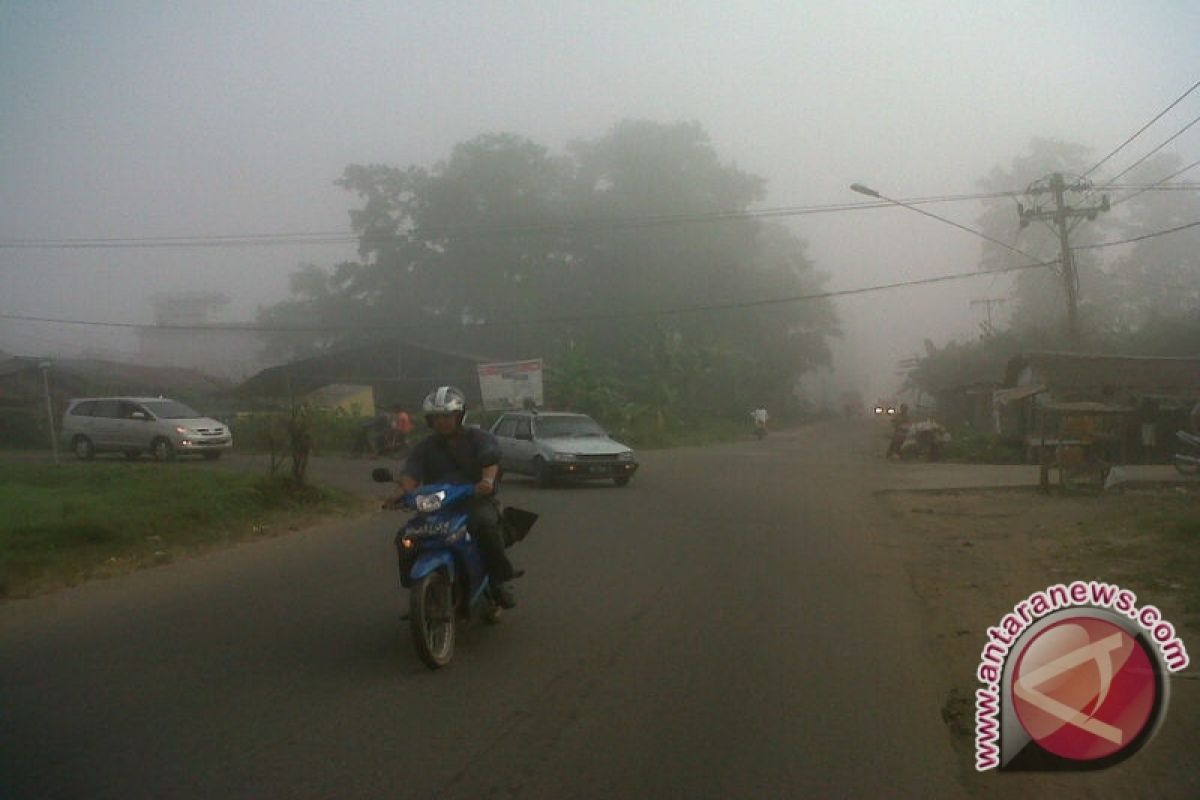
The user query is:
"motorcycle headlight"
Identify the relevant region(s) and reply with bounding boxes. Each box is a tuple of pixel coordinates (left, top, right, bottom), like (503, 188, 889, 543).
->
(552, 452, 576, 462)
(414, 491, 446, 513)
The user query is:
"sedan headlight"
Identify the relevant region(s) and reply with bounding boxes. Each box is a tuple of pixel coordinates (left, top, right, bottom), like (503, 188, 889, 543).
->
(617, 451, 635, 461)
(175, 426, 192, 435)
(414, 491, 446, 513)
(552, 452, 576, 462)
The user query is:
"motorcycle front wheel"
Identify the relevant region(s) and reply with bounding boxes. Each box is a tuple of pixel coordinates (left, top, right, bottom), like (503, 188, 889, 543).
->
(410, 571, 456, 669)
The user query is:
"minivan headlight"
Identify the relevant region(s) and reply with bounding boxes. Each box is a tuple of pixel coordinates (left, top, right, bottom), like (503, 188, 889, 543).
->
(552, 452, 576, 462)
(618, 451, 635, 461)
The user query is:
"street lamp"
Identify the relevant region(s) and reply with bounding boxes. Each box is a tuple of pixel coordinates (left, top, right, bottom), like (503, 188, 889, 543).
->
(849, 183, 1041, 263)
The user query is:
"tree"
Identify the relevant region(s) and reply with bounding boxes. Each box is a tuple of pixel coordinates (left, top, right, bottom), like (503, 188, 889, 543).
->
(259, 121, 839, 428)
(1099, 153, 1200, 333)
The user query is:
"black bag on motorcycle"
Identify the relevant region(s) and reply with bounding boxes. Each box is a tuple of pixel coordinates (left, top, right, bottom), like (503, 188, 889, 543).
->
(500, 506, 538, 547)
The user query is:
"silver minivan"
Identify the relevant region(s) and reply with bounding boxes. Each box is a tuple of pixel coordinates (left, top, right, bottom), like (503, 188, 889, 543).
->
(61, 397, 233, 461)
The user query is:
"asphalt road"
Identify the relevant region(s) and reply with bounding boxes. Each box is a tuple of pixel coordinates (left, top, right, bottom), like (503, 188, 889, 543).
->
(1, 422, 961, 798)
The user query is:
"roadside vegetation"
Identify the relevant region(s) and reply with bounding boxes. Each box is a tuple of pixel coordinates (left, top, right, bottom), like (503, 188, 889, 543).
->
(941, 425, 1025, 464)
(0, 463, 364, 598)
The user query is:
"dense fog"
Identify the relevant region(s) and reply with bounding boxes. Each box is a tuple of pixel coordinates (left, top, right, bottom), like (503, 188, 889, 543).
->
(2, 2, 1198, 405)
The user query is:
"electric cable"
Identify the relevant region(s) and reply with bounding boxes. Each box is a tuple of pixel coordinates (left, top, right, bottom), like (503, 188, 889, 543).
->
(1109, 157, 1200, 208)
(0, 191, 1023, 250)
(1097, 111, 1200, 186)
(0, 257, 1060, 334)
(1082, 78, 1200, 178)
(1075, 218, 1200, 250)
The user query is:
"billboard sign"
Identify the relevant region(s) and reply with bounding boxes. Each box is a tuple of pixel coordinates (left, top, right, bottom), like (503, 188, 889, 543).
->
(477, 359, 544, 411)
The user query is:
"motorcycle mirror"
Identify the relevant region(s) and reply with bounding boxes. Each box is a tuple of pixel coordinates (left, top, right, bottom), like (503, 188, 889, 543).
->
(371, 468, 395, 483)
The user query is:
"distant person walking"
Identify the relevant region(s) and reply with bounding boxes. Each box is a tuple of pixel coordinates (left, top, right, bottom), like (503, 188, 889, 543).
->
(751, 407, 769, 438)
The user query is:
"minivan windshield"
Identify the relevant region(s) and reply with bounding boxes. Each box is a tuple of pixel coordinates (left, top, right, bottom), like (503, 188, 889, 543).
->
(141, 400, 202, 420)
(536, 416, 607, 438)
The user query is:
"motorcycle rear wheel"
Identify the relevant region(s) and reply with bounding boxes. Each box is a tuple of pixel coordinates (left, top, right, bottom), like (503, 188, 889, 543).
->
(410, 572, 455, 669)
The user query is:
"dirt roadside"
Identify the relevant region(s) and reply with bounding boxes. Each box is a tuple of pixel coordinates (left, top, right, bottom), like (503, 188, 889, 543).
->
(884, 482, 1199, 797)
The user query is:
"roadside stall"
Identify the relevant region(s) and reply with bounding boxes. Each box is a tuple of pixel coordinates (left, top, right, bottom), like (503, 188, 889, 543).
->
(1032, 401, 1132, 491)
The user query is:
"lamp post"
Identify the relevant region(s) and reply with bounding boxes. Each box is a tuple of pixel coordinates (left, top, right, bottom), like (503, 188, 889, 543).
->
(39, 360, 60, 465)
(849, 183, 1040, 262)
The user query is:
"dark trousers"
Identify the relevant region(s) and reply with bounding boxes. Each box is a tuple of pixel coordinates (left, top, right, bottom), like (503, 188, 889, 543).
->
(466, 496, 516, 584)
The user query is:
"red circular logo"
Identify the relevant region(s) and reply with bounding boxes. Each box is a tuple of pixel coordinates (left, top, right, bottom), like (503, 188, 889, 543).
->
(1012, 617, 1157, 761)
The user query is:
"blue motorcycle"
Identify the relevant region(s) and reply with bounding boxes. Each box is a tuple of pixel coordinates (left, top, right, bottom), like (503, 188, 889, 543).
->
(373, 469, 534, 669)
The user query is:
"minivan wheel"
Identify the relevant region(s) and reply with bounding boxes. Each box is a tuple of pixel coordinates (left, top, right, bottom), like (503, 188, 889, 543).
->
(73, 436, 95, 460)
(152, 438, 176, 462)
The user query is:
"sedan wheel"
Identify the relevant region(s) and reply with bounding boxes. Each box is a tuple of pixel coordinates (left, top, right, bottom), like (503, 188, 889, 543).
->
(533, 457, 553, 488)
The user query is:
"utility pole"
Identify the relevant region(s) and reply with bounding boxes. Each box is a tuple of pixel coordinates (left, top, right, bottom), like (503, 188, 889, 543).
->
(1018, 173, 1109, 339)
(39, 360, 60, 465)
(969, 297, 1007, 335)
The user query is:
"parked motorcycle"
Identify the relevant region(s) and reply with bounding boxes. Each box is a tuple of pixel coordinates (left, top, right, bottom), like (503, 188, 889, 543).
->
(1175, 429, 1200, 475)
(372, 469, 535, 669)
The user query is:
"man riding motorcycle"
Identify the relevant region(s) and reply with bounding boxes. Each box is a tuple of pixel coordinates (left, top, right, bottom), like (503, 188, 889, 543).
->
(390, 386, 521, 608)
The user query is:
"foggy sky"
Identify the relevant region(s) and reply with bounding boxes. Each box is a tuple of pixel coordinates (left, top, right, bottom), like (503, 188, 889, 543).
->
(2, 1, 1198, 397)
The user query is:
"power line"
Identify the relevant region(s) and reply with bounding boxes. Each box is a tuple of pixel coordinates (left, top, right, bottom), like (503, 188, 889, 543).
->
(1099, 110, 1200, 186)
(1110, 275, 1200, 293)
(1083, 78, 1200, 178)
(1109, 157, 1200, 208)
(0, 191, 1023, 250)
(1075, 217, 1200, 250)
(0, 258, 1059, 334)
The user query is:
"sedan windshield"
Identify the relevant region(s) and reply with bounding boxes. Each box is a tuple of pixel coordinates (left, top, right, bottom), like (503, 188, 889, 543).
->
(536, 417, 607, 438)
(141, 400, 202, 419)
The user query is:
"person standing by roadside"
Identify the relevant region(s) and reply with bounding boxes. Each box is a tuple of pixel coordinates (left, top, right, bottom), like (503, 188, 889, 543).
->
(393, 406, 414, 450)
(886, 403, 911, 459)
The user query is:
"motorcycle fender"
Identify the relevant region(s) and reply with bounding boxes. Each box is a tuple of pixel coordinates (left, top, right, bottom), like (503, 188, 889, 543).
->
(410, 550, 456, 583)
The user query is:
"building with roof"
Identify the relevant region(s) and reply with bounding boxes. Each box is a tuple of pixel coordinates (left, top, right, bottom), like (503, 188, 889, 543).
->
(993, 352, 1200, 462)
(234, 339, 522, 411)
(302, 384, 376, 416)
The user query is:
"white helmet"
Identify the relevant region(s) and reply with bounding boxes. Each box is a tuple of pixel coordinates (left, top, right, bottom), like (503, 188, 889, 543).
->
(422, 385, 467, 421)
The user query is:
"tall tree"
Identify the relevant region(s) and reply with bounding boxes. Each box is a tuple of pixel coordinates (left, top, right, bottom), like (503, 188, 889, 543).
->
(259, 121, 839, 424)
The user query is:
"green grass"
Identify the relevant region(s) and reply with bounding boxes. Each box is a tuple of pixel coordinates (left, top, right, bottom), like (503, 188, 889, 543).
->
(0, 463, 362, 598)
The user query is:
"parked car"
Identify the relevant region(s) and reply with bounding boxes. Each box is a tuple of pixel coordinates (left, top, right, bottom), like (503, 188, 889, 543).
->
(489, 411, 638, 487)
(61, 397, 233, 461)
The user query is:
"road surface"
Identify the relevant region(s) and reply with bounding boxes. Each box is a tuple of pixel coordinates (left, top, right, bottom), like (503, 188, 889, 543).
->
(1, 422, 961, 797)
